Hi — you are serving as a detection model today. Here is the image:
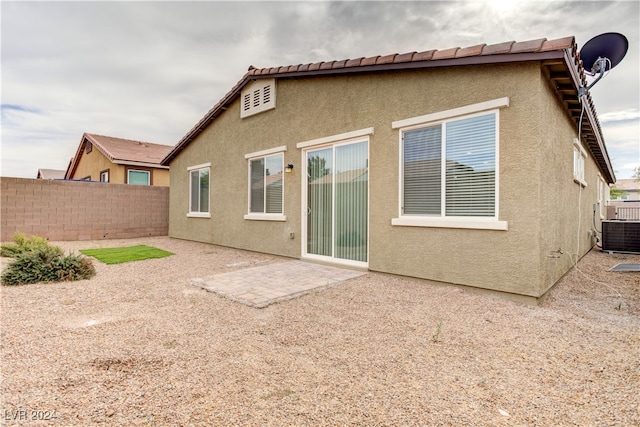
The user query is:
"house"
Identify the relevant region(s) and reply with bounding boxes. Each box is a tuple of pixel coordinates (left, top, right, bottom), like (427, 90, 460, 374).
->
(161, 36, 616, 301)
(610, 179, 640, 206)
(608, 178, 640, 220)
(65, 133, 173, 186)
(36, 168, 66, 180)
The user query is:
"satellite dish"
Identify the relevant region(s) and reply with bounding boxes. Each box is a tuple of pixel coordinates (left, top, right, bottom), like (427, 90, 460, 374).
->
(577, 32, 628, 98)
(580, 32, 628, 75)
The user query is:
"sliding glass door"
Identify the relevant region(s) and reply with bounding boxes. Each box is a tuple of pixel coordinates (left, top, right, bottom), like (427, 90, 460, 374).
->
(306, 140, 368, 264)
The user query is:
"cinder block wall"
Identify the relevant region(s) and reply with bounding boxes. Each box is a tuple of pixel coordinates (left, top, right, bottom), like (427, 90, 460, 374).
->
(1, 178, 169, 241)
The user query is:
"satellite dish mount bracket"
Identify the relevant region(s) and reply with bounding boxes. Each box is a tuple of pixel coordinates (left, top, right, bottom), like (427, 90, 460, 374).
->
(578, 56, 610, 99)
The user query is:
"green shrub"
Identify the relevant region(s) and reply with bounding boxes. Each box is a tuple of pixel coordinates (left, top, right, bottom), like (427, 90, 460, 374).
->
(52, 254, 96, 282)
(1, 232, 52, 258)
(1, 246, 95, 286)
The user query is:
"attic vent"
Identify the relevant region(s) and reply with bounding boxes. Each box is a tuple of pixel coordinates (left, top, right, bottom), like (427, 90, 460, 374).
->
(263, 85, 271, 104)
(240, 78, 276, 118)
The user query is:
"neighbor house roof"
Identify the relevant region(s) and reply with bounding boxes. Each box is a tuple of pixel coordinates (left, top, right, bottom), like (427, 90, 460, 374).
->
(613, 178, 640, 192)
(65, 133, 173, 179)
(161, 36, 615, 183)
(36, 168, 66, 180)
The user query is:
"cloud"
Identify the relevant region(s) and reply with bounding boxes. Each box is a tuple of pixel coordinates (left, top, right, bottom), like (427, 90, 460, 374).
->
(599, 109, 640, 123)
(1, 1, 638, 179)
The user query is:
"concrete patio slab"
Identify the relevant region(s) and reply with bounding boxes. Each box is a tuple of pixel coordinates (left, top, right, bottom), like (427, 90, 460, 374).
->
(189, 260, 367, 308)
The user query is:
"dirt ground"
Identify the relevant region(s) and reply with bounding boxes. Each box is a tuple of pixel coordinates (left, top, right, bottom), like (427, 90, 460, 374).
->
(1, 237, 638, 426)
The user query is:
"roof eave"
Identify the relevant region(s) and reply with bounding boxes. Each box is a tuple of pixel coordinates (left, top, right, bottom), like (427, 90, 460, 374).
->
(559, 48, 616, 183)
(162, 44, 616, 185)
(161, 51, 567, 166)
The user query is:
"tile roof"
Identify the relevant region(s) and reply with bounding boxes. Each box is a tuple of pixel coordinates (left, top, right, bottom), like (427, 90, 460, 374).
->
(162, 35, 615, 183)
(84, 133, 173, 164)
(36, 168, 66, 180)
(65, 133, 173, 180)
(243, 36, 575, 77)
(613, 179, 640, 191)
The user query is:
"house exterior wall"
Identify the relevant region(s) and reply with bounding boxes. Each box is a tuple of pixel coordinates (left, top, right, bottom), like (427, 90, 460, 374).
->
(168, 62, 603, 298)
(70, 146, 170, 185)
(1, 177, 169, 241)
(537, 73, 603, 296)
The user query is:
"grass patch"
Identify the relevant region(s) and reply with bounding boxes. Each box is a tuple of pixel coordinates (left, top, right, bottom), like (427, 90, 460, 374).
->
(79, 245, 173, 265)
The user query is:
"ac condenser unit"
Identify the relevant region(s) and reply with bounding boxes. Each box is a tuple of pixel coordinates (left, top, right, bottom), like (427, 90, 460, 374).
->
(602, 221, 640, 253)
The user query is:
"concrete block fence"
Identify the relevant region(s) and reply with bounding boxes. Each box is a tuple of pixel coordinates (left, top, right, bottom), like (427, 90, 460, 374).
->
(1, 177, 169, 242)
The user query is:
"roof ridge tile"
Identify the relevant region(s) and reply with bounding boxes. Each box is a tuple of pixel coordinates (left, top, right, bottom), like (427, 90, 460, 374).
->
(481, 41, 515, 55)
(432, 47, 459, 60)
(413, 50, 436, 61)
(456, 43, 486, 58)
(510, 38, 547, 53)
(361, 56, 379, 66)
(345, 57, 364, 67)
(376, 53, 397, 65)
(393, 52, 417, 63)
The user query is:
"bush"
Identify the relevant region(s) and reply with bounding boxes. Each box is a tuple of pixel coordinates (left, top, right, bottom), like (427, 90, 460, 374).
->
(1, 232, 51, 258)
(1, 246, 96, 286)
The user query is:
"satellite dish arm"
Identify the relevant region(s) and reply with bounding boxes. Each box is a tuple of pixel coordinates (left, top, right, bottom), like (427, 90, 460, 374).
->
(578, 56, 611, 99)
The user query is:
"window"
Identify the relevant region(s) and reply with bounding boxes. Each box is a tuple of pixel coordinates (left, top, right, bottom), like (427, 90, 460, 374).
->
(573, 139, 587, 186)
(85, 142, 92, 154)
(391, 98, 509, 230)
(597, 176, 605, 218)
(100, 169, 109, 183)
(240, 79, 276, 118)
(127, 169, 150, 185)
(188, 164, 210, 217)
(244, 147, 286, 221)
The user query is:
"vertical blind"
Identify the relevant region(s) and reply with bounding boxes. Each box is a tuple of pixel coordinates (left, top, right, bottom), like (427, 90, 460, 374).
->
(335, 142, 368, 262)
(307, 148, 333, 257)
(307, 142, 368, 263)
(403, 112, 496, 217)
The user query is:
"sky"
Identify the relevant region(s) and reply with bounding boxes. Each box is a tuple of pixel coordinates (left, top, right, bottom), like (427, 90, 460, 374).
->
(1, 1, 639, 179)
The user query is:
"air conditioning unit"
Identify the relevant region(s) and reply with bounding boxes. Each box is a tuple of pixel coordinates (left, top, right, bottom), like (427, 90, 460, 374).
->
(602, 220, 640, 253)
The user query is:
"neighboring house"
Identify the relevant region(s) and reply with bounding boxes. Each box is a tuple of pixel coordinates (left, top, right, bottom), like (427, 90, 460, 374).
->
(610, 179, 640, 206)
(65, 133, 173, 186)
(36, 168, 66, 180)
(161, 36, 616, 301)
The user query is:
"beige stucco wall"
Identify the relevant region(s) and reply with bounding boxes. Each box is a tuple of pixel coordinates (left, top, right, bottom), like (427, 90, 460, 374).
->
(71, 147, 170, 186)
(169, 62, 604, 297)
(537, 74, 603, 295)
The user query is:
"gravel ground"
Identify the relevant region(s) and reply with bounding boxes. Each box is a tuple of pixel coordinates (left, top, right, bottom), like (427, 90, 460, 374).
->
(1, 236, 639, 426)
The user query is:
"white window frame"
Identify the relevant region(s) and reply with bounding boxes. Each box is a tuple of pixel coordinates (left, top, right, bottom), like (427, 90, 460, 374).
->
(296, 128, 373, 269)
(240, 78, 276, 118)
(187, 163, 211, 218)
(244, 146, 287, 221)
(100, 170, 109, 183)
(573, 138, 587, 187)
(391, 98, 509, 231)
